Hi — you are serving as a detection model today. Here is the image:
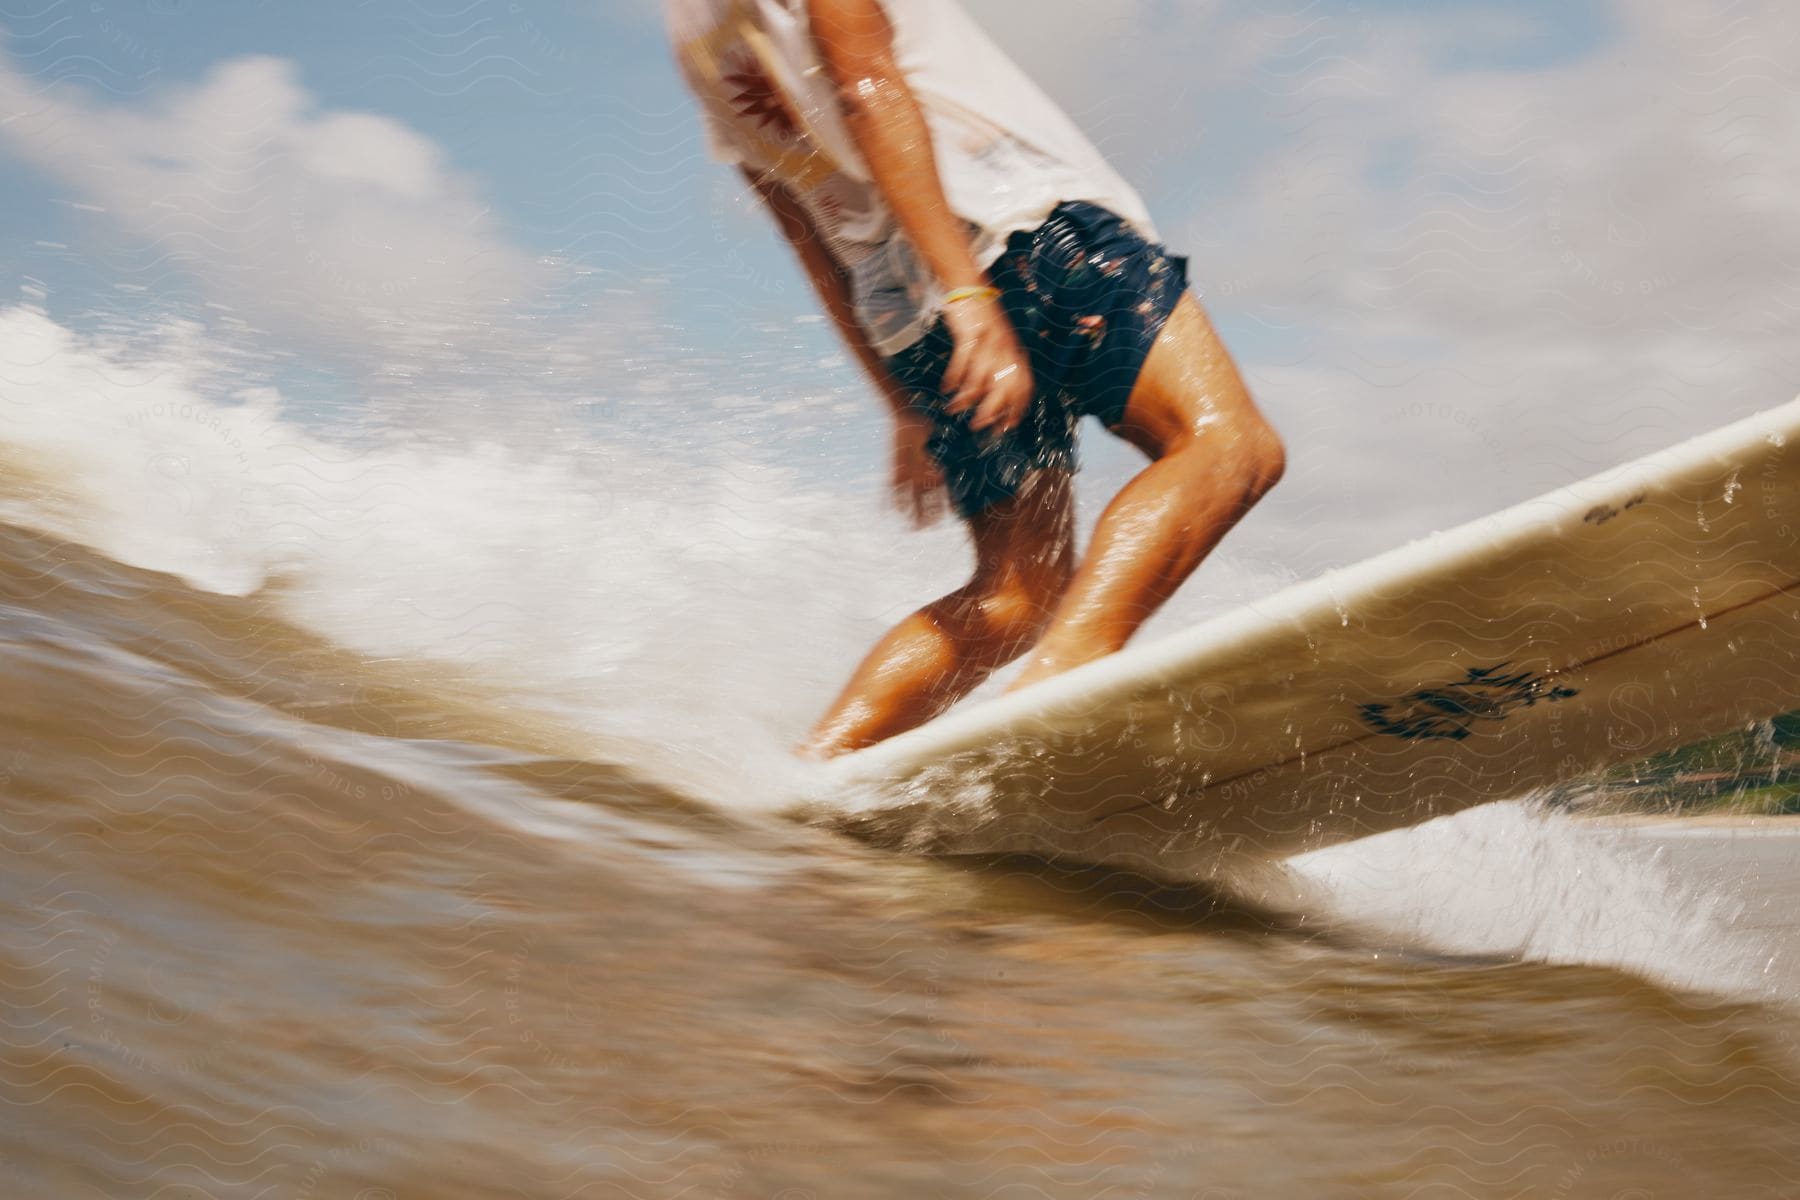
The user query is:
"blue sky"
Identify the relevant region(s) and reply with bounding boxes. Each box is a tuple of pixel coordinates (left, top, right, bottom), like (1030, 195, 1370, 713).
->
(2, 0, 1797, 569)
(0, 0, 1613, 348)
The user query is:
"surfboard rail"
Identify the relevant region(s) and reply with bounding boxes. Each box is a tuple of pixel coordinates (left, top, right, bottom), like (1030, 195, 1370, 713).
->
(816, 397, 1800, 883)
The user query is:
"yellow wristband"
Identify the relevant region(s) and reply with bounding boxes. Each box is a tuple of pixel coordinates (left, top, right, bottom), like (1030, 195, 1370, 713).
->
(942, 285, 1001, 307)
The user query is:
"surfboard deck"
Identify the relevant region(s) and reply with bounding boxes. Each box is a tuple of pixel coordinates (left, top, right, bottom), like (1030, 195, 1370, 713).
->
(810, 398, 1800, 886)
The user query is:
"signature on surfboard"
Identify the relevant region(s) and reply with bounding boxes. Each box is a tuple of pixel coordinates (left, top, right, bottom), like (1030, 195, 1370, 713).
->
(1360, 662, 1579, 741)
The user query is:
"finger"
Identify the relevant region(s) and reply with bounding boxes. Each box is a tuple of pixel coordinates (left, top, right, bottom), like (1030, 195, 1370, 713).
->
(944, 342, 990, 411)
(996, 373, 1034, 433)
(946, 365, 990, 417)
(961, 344, 1019, 414)
(941, 338, 973, 406)
(983, 391, 1029, 438)
(970, 393, 1012, 435)
(967, 365, 1025, 430)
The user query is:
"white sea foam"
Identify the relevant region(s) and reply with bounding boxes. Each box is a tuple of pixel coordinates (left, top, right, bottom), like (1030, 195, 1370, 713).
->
(9, 302, 1770, 996)
(1291, 799, 1774, 996)
(0, 302, 1278, 802)
(0, 305, 886, 786)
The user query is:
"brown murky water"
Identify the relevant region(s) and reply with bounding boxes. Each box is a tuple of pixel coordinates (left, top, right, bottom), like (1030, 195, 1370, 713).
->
(4, 519, 1800, 1199)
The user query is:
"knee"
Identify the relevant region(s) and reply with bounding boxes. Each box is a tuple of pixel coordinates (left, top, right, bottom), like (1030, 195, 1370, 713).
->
(1173, 408, 1285, 503)
(969, 558, 1071, 652)
(1242, 419, 1286, 500)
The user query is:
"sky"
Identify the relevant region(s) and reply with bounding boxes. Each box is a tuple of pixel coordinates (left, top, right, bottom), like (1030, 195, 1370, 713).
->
(1, 0, 1797, 573)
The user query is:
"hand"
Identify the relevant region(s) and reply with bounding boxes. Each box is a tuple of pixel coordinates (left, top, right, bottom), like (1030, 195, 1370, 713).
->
(890, 411, 947, 527)
(939, 293, 1033, 439)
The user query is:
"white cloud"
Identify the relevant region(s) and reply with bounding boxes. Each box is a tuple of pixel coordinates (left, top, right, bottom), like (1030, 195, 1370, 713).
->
(988, 1, 1800, 569)
(960, 0, 1227, 179)
(294, 112, 444, 200)
(6, 4, 1798, 578)
(0, 53, 545, 369)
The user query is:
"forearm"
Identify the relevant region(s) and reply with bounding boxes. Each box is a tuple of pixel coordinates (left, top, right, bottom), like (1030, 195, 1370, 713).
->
(810, 2, 988, 293)
(745, 169, 912, 414)
(840, 81, 985, 292)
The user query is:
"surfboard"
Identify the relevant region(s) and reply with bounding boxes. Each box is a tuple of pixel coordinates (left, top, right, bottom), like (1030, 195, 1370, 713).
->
(812, 397, 1800, 888)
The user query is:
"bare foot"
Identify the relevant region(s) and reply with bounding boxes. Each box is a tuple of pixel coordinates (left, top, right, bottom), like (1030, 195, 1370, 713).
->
(791, 738, 837, 762)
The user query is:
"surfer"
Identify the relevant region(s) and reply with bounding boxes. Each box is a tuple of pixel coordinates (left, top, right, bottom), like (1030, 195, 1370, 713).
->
(666, 0, 1286, 756)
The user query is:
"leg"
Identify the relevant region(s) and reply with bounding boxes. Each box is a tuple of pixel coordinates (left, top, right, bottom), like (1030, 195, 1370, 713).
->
(1007, 295, 1285, 692)
(802, 470, 1075, 758)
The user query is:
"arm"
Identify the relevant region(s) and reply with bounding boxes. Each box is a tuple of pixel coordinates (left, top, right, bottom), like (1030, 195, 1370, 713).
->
(806, 0, 1032, 434)
(742, 167, 910, 415)
(745, 166, 947, 525)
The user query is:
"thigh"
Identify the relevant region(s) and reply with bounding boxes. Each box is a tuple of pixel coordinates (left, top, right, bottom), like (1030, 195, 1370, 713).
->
(1106, 293, 1263, 461)
(886, 316, 1080, 524)
(965, 467, 1076, 592)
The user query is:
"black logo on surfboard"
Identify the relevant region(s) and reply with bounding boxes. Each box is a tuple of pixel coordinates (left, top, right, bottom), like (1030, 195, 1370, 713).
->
(1360, 662, 1578, 741)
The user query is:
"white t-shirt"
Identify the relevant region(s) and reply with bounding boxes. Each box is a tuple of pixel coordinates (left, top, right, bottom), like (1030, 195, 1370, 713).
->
(665, 0, 1157, 356)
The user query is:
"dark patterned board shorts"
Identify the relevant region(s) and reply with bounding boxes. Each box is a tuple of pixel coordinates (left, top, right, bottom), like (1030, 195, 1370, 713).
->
(884, 200, 1190, 520)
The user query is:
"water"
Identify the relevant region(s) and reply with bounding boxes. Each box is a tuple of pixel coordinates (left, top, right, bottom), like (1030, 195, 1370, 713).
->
(4, 303, 1800, 1197)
